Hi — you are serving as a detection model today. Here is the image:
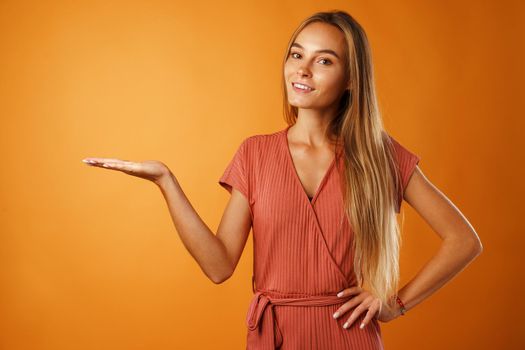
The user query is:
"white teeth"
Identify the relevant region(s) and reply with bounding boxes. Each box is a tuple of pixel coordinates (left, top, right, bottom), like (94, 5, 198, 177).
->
(294, 83, 312, 91)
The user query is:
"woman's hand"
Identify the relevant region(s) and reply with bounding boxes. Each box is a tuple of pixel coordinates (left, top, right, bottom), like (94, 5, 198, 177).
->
(332, 286, 400, 330)
(82, 157, 170, 185)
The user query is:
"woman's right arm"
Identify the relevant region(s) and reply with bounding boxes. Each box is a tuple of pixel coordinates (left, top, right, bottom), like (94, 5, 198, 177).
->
(156, 170, 252, 284)
(82, 157, 252, 285)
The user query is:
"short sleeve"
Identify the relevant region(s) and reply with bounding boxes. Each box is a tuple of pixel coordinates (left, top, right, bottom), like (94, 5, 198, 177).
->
(389, 135, 421, 212)
(218, 138, 250, 202)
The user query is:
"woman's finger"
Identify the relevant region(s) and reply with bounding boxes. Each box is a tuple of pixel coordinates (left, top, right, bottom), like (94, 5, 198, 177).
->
(101, 161, 136, 172)
(101, 162, 124, 169)
(342, 301, 367, 329)
(82, 158, 127, 164)
(333, 292, 364, 319)
(83, 158, 130, 169)
(83, 158, 109, 164)
(83, 159, 110, 167)
(359, 299, 381, 329)
(336, 286, 361, 298)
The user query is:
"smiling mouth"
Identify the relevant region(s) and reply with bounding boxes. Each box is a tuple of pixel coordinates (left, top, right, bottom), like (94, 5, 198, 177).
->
(292, 82, 315, 92)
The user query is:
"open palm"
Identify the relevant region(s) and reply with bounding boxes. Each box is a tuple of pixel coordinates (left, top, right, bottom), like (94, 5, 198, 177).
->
(82, 157, 169, 185)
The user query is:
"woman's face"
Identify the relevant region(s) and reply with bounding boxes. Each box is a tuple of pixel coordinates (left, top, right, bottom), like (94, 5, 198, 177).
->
(284, 22, 348, 112)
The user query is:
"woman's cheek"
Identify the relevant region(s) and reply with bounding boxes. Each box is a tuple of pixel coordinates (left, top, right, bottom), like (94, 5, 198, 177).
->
(320, 80, 340, 98)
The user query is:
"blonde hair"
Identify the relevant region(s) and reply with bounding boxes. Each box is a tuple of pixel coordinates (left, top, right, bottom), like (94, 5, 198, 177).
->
(281, 10, 403, 308)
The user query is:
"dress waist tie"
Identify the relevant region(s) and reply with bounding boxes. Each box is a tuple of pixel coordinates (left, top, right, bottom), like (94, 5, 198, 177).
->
(246, 289, 353, 349)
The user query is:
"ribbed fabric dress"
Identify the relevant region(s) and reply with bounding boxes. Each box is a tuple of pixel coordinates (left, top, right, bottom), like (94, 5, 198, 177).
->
(218, 125, 421, 350)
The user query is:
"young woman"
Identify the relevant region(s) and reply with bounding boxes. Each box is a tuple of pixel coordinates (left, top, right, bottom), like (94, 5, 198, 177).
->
(82, 10, 482, 350)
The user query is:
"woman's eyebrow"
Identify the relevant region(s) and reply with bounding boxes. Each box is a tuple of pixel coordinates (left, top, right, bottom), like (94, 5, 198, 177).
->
(291, 42, 340, 59)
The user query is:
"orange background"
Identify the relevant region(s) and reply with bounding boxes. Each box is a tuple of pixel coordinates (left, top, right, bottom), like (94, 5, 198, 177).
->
(1, 1, 523, 349)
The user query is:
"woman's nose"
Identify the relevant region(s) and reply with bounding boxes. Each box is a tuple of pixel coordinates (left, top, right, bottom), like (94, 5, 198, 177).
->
(296, 66, 311, 77)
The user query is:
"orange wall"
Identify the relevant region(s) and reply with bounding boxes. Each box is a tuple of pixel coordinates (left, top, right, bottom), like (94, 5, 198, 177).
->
(0, 1, 522, 349)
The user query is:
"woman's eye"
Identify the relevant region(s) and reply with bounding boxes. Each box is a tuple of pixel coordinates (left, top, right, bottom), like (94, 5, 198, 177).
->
(289, 52, 332, 65)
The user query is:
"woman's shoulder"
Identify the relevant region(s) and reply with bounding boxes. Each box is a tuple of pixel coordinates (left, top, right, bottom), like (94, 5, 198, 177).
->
(242, 127, 286, 149)
(385, 132, 420, 162)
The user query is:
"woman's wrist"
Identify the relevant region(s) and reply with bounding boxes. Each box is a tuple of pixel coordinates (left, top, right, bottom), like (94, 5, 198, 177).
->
(385, 294, 407, 321)
(154, 169, 175, 189)
(391, 294, 407, 317)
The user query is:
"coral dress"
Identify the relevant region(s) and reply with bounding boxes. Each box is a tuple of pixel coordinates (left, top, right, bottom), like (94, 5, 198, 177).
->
(219, 125, 421, 349)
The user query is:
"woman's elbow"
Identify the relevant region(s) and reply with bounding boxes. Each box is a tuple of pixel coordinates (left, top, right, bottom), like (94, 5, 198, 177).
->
(446, 230, 483, 258)
(464, 234, 483, 258)
(472, 239, 483, 256)
(468, 229, 483, 256)
(210, 268, 234, 285)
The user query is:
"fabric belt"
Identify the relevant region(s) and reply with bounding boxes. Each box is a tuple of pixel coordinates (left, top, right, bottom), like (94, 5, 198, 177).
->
(246, 289, 353, 349)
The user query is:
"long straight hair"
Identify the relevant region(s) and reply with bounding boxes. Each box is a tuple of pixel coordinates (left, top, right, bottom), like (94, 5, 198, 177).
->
(281, 10, 404, 307)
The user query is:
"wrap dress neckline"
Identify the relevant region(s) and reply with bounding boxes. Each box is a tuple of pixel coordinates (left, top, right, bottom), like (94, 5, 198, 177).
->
(282, 124, 344, 209)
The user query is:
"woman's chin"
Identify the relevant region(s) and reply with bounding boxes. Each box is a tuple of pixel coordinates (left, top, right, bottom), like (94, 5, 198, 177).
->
(288, 98, 316, 108)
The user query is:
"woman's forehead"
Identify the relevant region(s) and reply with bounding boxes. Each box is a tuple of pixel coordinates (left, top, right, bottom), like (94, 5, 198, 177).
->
(294, 23, 346, 54)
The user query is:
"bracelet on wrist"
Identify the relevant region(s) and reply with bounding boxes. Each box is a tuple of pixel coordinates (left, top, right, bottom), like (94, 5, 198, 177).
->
(391, 294, 406, 316)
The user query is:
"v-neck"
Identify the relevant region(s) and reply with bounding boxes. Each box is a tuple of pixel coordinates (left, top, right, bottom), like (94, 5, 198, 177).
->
(282, 124, 339, 208)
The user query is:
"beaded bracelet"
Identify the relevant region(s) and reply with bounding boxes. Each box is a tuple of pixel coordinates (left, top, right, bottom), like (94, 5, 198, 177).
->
(392, 295, 406, 316)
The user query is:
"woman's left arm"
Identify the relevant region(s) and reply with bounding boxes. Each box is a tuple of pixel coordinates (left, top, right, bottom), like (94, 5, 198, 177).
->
(394, 165, 483, 314)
